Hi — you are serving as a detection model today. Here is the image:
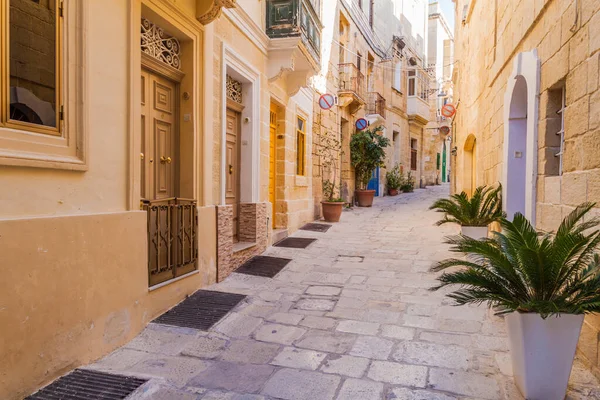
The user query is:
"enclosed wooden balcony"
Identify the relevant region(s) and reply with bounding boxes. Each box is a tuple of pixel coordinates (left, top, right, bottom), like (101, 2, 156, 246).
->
(338, 63, 365, 114)
(366, 92, 386, 125)
(266, 0, 322, 94)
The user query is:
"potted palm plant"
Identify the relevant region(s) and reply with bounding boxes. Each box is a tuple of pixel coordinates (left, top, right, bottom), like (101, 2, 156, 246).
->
(429, 184, 504, 239)
(350, 126, 390, 207)
(386, 164, 402, 196)
(431, 203, 600, 400)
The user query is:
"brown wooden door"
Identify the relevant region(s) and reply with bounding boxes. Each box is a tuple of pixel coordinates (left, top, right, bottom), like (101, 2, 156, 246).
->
(141, 69, 176, 200)
(225, 108, 241, 242)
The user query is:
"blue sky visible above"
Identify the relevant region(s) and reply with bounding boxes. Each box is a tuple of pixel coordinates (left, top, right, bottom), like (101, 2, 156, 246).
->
(436, 0, 455, 30)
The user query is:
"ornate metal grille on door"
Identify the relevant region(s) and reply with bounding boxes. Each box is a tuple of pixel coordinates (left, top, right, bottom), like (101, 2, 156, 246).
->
(142, 198, 198, 287)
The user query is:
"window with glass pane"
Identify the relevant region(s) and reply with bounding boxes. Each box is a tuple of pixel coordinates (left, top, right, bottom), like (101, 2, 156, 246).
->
(296, 117, 306, 176)
(408, 70, 416, 96)
(5, 0, 60, 131)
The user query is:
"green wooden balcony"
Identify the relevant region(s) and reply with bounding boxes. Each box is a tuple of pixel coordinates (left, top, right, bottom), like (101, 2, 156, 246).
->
(266, 0, 321, 65)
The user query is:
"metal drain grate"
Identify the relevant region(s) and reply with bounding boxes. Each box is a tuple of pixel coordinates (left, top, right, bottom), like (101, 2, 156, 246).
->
(236, 255, 292, 278)
(274, 237, 317, 249)
(153, 290, 246, 330)
(26, 369, 147, 400)
(300, 223, 332, 233)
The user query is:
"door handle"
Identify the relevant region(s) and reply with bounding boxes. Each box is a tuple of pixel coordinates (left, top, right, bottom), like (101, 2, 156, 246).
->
(229, 164, 233, 174)
(160, 156, 172, 164)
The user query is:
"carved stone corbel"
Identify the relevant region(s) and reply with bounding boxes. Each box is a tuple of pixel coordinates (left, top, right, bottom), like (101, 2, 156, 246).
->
(196, 0, 236, 25)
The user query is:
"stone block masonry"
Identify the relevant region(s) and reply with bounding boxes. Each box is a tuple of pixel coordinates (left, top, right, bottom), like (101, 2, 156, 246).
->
(451, 0, 600, 379)
(216, 203, 269, 282)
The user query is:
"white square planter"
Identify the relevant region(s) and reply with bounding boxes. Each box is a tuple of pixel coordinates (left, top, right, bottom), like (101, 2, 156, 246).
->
(460, 226, 488, 239)
(506, 312, 584, 400)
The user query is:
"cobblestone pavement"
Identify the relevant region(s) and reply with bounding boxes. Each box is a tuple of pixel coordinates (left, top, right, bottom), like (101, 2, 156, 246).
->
(87, 185, 600, 399)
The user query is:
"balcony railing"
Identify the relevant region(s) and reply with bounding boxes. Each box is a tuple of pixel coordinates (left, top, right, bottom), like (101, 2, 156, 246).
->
(366, 92, 386, 119)
(266, 0, 321, 63)
(142, 197, 198, 287)
(338, 63, 365, 101)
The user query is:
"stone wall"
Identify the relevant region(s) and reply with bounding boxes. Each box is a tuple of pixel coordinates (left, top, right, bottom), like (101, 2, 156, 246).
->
(216, 203, 269, 282)
(216, 205, 234, 281)
(452, 0, 600, 377)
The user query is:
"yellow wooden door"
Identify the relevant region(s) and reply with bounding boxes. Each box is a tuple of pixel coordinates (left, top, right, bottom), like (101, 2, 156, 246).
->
(226, 108, 241, 242)
(141, 69, 176, 200)
(269, 104, 277, 228)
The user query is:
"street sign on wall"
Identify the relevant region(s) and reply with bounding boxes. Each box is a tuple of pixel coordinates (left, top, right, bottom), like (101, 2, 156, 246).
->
(318, 94, 335, 110)
(355, 118, 368, 131)
(441, 104, 456, 118)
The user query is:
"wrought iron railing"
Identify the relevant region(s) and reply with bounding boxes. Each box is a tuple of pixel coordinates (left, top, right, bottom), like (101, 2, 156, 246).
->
(142, 197, 198, 287)
(266, 0, 321, 63)
(338, 63, 365, 101)
(366, 92, 386, 119)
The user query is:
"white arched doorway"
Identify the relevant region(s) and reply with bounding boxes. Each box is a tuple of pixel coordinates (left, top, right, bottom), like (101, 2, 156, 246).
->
(503, 50, 540, 224)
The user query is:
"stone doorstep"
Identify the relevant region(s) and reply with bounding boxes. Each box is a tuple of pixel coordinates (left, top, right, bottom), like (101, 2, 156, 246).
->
(233, 242, 257, 253)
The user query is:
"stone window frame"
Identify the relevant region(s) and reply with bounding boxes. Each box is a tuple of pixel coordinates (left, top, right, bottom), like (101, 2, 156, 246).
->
(0, 0, 87, 170)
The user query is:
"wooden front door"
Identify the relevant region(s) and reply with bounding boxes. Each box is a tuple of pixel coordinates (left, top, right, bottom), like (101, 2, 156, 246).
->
(225, 108, 241, 242)
(141, 69, 176, 200)
(269, 104, 277, 228)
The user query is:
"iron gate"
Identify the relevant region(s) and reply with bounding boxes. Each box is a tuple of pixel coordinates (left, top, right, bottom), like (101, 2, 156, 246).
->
(142, 198, 198, 287)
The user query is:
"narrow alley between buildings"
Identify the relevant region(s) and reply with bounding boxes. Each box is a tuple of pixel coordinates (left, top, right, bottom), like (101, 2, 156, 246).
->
(82, 186, 600, 400)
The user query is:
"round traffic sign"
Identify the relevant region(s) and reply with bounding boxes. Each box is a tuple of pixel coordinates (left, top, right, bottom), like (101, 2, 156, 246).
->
(355, 118, 368, 131)
(439, 126, 450, 135)
(318, 93, 335, 110)
(441, 104, 456, 118)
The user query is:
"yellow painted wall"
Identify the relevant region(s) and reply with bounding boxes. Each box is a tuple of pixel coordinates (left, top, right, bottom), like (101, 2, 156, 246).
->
(0, 0, 219, 397)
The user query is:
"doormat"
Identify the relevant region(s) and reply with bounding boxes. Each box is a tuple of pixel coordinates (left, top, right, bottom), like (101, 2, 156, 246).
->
(300, 223, 332, 233)
(236, 255, 292, 278)
(274, 237, 317, 249)
(25, 369, 147, 400)
(153, 290, 246, 330)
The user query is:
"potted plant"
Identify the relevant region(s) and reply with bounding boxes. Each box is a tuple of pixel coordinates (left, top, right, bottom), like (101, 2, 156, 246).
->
(350, 126, 390, 207)
(431, 203, 600, 400)
(400, 171, 415, 193)
(321, 179, 344, 222)
(316, 128, 344, 222)
(429, 184, 504, 239)
(386, 164, 402, 196)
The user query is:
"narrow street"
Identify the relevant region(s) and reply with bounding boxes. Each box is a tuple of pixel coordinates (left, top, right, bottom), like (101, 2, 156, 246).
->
(86, 185, 600, 400)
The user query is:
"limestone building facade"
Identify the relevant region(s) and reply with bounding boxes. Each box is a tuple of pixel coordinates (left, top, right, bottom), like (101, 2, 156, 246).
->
(451, 0, 600, 378)
(311, 0, 438, 214)
(0, 0, 321, 398)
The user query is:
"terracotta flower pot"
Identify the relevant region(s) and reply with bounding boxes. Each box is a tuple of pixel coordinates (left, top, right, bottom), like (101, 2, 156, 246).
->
(321, 201, 343, 222)
(355, 190, 376, 207)
(388, 188, 399, 196)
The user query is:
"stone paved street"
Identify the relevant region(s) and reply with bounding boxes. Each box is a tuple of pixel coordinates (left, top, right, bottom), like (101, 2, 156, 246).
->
(87, 185, 600, 399)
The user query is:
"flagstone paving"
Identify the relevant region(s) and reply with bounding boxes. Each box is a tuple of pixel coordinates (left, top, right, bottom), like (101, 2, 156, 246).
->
(86, 185, 600, 399)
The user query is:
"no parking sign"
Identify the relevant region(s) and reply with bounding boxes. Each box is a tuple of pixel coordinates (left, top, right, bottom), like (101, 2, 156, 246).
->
(355, 118, 368, 131)
(318, 94, 335, 110)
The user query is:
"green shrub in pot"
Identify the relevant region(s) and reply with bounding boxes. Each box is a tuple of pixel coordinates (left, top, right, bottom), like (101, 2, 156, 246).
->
(349, 126, 390, 206)
(431, 203, 600, 400)
(429, 184, 504, 238)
